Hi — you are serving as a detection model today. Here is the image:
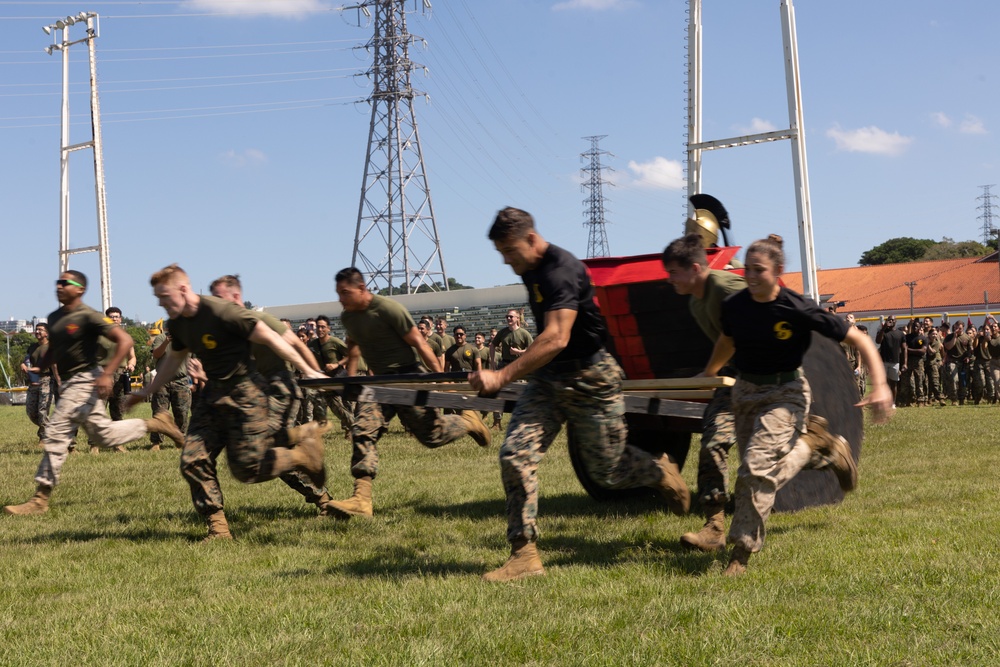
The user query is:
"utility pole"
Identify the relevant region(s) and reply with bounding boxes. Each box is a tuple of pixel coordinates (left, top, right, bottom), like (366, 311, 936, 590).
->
(43, 12, 112, 312)
(686, 0, 818, 302)
(977, 184, 998, 246)
(347, 0, 448, 295)
(904, 281, 917, 316)
(581, 135, 613, 258)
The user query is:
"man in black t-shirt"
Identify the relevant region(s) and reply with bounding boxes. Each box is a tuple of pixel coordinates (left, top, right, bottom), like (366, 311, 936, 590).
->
(876, 316, 906, 406)
(470, 207, 690, 583)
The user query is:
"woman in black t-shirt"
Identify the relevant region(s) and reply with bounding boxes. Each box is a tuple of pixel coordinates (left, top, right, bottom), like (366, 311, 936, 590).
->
(703, 235, 893, 576)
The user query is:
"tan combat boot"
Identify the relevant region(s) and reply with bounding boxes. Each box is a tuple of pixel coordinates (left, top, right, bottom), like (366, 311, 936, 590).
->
(149, 444, 161, 452)
(90, 446, 99, 455)
(654, 453, 691, 516)
(4, 485, 52, 516)
(322, 476, 373, 520)
(314, 491, 332, 512)
(461, 410, 492, 448)
(483, 539, 545, 582)
(802, 415, 858, 492)
(145, 412, 185, 448)
(724, 546, 751, 576)
(680, 504, 726, 552)
(204, 510, 233, 541)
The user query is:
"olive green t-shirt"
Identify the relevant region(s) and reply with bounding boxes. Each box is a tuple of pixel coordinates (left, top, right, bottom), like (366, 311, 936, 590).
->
(168, 295, 259, 380)
(341, 295, 420, 375)
(425, 336, 443, 358)
(251, 312, 291, 378)
(27, 342, 51, 379)
(47, 303, 117, 379)
(309, 334, 368, 375)
(151, 332, 189, 380)
(689, 269, 747, 343)
(494, 326, 534, 363)
(446, 342, 479, 372)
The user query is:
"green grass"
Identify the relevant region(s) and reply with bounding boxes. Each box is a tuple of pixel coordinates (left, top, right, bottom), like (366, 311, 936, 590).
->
(1, 403, 999, 666)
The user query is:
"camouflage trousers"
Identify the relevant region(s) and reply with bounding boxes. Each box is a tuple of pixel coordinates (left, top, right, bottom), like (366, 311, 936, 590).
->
(970, 359, 993, 404)
(944, 361, 968, 402)
(35, 368, 147, 488)
(728, 373, 819, 554)
(694, 383, 736, 508)
(312, 389, 354, 433)
(150, 378, 191, 445)
(348, 397, 469, 480)
(500, 351, 662, 543)
(181, 372, 317, 516)
(297, 388, 315, 425)
(991, 361, 1000, 403)
(269, 371, 327, 506)
(108, 369, 130, 421)
(905, 363, 926, 404)
(25, 379, 54, 440)
(925, 362, 943, 402)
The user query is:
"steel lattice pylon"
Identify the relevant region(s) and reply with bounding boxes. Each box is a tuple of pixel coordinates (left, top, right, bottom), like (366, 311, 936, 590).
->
(581, 135, 612, 258)
(351, 0, 448, 295)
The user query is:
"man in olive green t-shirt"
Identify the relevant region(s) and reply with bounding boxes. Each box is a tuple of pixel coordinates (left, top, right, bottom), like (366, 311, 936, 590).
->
(4, 271, 185, 517)
(321, 267, 492, 521)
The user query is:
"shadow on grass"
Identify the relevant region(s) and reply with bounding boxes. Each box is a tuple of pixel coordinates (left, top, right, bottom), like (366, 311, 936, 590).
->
(321, 545, 493, 579)
(409, 491, 667, 522)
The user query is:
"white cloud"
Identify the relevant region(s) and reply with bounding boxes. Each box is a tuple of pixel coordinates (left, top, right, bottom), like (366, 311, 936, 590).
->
(552, 0, 638, 11)
(180, 0, 327, 19)
(626, 156, 685, 190)
(219, 148, 268, 167)
(826, 124, 913, 156)
(733, 117, 777, 134)
(959, 114, 987, 134)
(930, 112, 951, 128)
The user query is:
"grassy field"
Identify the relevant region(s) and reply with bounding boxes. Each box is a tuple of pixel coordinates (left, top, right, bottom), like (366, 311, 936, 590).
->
(1, 402, 999, 666)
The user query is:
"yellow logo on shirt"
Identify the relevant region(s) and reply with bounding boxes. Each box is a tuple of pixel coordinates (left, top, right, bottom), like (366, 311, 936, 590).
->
(532, 283, 543, 303)
(201, 334, 217, 350)
(774, 322, 792, 340)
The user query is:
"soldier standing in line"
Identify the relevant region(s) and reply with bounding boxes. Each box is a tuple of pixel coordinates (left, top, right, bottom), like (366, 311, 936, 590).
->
(924, 325, 946, 406)
(4, 271, 184, 516)
(417, 317, 445, 369)
(470, 207, 690, 582)
(903, 319, 927, 407)
(488, 310, 533, 431)
(444, 326, 480, 373)
(104, 306, 137, 422)
(308, 314, 357, 437)
(148, 327, 191, 451)
(127, 265, 328, 540)
(321, 268, 491, 521)
(21, 323, 54, 447)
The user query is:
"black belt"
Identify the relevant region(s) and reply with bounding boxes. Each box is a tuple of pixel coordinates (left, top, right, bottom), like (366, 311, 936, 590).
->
(545, 349, 604, 374)
(739, 369, 802, 386)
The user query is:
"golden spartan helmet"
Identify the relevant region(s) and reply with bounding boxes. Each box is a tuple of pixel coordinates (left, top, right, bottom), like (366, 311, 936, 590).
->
(685, 208, 721, 247)
(687, 193, 731, 248)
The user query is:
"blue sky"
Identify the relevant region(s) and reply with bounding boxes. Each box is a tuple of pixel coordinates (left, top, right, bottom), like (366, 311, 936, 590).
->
(2, 0, 999, 323)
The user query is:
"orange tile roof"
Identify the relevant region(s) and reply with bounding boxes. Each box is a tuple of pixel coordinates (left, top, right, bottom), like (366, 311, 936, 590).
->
(781, 253, 1000, 313)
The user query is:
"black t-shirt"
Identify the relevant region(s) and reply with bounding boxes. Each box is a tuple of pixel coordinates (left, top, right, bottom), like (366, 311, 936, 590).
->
(878, 328, 905, 364)
(720, 287, 850, 374)
(522, 243, 607, 364)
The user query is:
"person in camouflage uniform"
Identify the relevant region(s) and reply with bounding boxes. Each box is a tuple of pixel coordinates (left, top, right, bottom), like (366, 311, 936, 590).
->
(660, 232, 746, 552)
(924, 325, 946, 406)
(902, 319, 927, 407)
(470, 207, 690, 583)
(103, 306, 137, 423)
(4, 271, 185, 517)
(210, 275, 336, 512)
(148, 327, 191, 450)
(308, 314, 356, 436)
(703, 235, 892, 576)
(128, 265, 328, 540)
(21, 323, 54, 445)
(321, 268, 492, 522)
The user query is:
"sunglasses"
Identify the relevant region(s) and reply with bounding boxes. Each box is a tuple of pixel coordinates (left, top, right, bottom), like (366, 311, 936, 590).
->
(56, 279, 84, 288)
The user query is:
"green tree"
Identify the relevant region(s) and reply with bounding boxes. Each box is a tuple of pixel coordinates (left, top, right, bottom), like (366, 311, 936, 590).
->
(125, 325, 153, 377)
(377, 277, 475, 296)
(1, 330, 38, 387)
(920, 237, 992, 261)
(859, 237, 935, 266)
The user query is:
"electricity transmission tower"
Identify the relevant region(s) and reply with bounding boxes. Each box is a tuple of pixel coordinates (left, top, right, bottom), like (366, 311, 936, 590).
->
(581, 135, 613, 258)
(977, 184, 998, 245)
(348, 0, 448, 295)
(43, 12, 113, 311)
